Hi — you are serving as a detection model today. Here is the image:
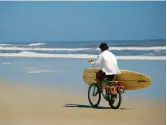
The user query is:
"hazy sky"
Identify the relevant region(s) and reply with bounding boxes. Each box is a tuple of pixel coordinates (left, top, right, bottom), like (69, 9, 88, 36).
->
(0, 1, 166, 42)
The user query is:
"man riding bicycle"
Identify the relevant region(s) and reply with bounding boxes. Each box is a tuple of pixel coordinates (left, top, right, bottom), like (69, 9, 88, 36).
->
(88, 42, 121, 99)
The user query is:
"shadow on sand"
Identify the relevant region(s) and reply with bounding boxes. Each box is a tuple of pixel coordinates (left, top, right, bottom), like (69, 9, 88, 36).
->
(64, 104, 133, 110)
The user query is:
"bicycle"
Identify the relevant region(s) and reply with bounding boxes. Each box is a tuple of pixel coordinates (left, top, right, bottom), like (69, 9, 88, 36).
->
(88, 71, 125, 109)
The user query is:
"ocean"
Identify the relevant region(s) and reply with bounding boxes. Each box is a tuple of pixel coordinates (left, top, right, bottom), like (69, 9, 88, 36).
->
(0, 40, 166, 100)
(0, 39, 165, 59)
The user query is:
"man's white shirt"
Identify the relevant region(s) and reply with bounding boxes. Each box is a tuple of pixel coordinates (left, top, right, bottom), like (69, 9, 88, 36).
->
(91, 50, 121, 75)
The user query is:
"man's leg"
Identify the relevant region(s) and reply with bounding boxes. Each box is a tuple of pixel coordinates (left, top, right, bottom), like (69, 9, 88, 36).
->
(97, 79, 102, 93)
(96, 70, 105, 93)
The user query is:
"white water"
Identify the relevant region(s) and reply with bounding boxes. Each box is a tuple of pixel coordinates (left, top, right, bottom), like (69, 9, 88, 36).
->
(0, 51, 165, 60)
(28, 43, 46, 47)
(0, 46, 165, 51)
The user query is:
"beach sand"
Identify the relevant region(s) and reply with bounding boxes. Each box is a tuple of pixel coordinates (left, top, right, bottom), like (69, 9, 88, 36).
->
(0, 81, 165, 125)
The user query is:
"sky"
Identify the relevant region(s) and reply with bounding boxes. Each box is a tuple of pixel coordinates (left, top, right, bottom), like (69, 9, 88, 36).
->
(0, 1, 166, 42)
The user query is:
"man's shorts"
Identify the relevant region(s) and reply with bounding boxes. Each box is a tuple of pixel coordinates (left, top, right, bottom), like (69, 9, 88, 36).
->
(96, 70, 116, 81)
(96, 70, 106, 81)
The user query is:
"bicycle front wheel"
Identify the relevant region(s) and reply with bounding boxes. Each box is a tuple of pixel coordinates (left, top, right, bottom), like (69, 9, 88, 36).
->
(88, 83, 101, 107)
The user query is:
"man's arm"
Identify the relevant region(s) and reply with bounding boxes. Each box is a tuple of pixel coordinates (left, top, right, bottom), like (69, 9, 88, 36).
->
(91, 55, 103, 67)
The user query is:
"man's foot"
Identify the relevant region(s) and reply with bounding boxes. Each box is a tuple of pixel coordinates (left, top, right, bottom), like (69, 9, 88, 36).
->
(120, 89, 124, 93)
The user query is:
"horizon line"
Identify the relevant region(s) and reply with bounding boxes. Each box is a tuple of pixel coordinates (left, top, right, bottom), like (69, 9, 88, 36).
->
(0, 38, 166, 43)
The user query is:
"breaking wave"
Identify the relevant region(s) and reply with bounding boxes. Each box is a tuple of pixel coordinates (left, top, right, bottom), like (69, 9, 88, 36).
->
(0, 51, 165, 60)
(0, 46, 165, 51)
(27, 43, 46, 47)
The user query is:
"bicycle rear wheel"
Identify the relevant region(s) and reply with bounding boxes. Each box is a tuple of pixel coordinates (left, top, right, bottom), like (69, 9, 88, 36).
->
(109, 88, 122, 109)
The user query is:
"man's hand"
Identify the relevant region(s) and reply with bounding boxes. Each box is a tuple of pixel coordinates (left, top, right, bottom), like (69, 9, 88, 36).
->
(88, 59, 93, 63)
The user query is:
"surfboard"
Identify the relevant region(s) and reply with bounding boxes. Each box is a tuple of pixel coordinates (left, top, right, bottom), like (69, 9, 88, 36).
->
(83, 68, 151, 90)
